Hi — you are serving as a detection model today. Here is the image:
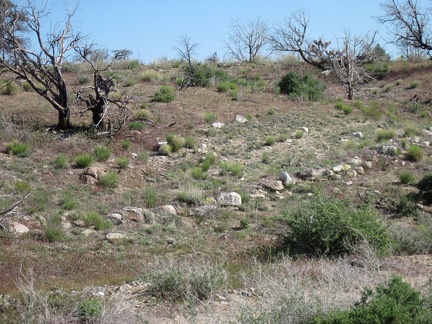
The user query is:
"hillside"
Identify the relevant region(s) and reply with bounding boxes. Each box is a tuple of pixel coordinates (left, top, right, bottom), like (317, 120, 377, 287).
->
(1, 59, 432, 323)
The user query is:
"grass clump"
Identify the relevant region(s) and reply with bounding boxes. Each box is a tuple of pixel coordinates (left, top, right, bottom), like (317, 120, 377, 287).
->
(375, 129, 395, 142)
(360, 101, 383, 120)
(204, 112, 217, 123)
(190, 167, 207, 180)
(98, 172, 119, 188)
(278, 71, 326, 101)
(5, 140, 30, 157)
(406, 145, 424, 161)
(53, 154, 68, 169)
(153, 85, 176, 102)
(74, 154, 94, 168)
(140, 70, 162, 82)
(201, 152, 217, 171)
(399, 170, 417, 184)
(128, 121, 146, 131)
(93, 146, 111, 161)
(83, 211, 112, 230)
(44, 215, 66, 242)
(1, 81, 18, 95)
(408, 80, 420, 89)
(334, 101, 353, 115)
(121, 139, 132, 150)
(78, 298, 103, 323)
(166, 133, 185, 152)
(283, 195, 393, 257)
(265, 135, 276, 146)
(117, 157, 130, 169)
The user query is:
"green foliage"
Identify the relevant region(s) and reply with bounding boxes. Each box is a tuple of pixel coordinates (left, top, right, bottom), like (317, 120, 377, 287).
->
(201, 153, 217, 171)
(117, 157, 130, 169)
(182, 64, 228, 88)
(128, 121, 146, 131)
(334, 102, 353, 115)
(77, 75, 89, 85)
(166, 133, 185, 152)
(265, 135, 276, 146)
(153, 85, 176, 102)
(294, 130, 304, 139)
(310, 276, 432, 323)
(220, 161, 243, 177)
(77, 298, 103, 323)
(408, 80, 420, 89)
(360, 101, 383, 120)
(5, 140, 30, 157)
(27, 189, 49, 213)
(184, 136, 196, 149)
(83, 211, 112, 230)
(93, 146, 111, 161)
(53, 154, 68, 169)
(74, 154, 94, 168)
(158, 143, 172, 155)
(60, 195, 78, 210)
(417, 173, 432, 204)
(134, 108, 153, 120)
(1, 81, 18, 95)
(98, 172, 119, 188)
(22, 81, 32, 92)
(365, 62, 389, 80)
(375, 129, 395, 142)
(399, 170, 417, 185)
(140, 70, 162, 82)
(278, 71, 326, 101)
(190, 166, 207, 180)
(406, 145, 424, 161)
(283, 195, 393, 257)
(121, 139, 132, 150)
(44, 215, 65, 242)
(204, 112, 217, 123)
(143, 186, 158, 208)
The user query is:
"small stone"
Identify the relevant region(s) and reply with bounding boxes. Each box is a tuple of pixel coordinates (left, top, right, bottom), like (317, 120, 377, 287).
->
(8, 222, 29, 234)
(106, 232, 126, 243)
(300, 127, 309, 134)
(363, 161, 373, 169)
(217, 192, 242, 206)
(261, 179, 284, 191)
(166, 237, 175, 245)
(107, 213, 123, 225)
(353, 132, 364, 139)
(235, 115, 248, 123)
(278, 171, 293, 185)
(212, 122, 225, 129)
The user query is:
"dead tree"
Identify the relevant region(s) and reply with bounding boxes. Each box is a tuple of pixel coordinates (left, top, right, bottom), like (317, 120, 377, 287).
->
(269, 10, 332, 70)
(0, 1, 84, 129)
(0, 182, 29, 233)
(75, 46, 131, 132)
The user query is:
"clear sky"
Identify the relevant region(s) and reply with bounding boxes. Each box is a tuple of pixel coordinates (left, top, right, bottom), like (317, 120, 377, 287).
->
(16, 0, 412, 63)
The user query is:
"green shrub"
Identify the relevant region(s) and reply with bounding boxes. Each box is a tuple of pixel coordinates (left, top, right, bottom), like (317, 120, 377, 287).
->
(375, 129, 395, 142)
(121, 139, 132, 150)
(406, 145, 424, 161)
(181, 64, 228, 88)
(128, 121, 146, 131)
(334, 102, 353, 114)
(140, 70, 162, 82)
(220, 161, 243, 177)
(201, 153, 217, 171)
(117, 157, 130, 169)
(278, 71, 326, 101)
(93, 146, 111, 161)
(166, 133, 185, 152)
(78, 298, 103, 323)
(283, 195, 393, 257)
(22, 81, 32, 92)
(98, 172, 119, 188)
(399, 170, 417, 185)
(134, 108, 153, 120)
(77, 75, 89, 85)
(1, 81, 18, 95)
(44, 216, 65, 242)
(153, 85, 176, 102)
(360, 101, 383, 120)
(83, 211, 112, 230)
(310, 276, 432, 323)
(217, 81, 230, 93)
(190, 167, 207, 180)
(53, 154, 68, 169)
(26, 189, 49, 213)
(60, 195, 77, 210)
(184, 136, 196, 149)
(204, 112, 217, 123)
(5, 140, 29, 157)
(417, 173, 432, 204)
(158, 143, 172, 155)
(365, 62, 389, 80)
(143, 186, 158, 208)
(265, 135, 276, 146)
(74, 154, 94, 168)
(294, 130, 304, 139)
(408, 80, 420, 89)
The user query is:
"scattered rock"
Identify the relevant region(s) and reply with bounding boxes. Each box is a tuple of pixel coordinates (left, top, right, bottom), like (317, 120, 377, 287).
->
(81, 167, 106, 180)
(295, 168, 321, 180)
(421, 129, 432, 136)
(217, 192, 242, 206)
(235, 115, 248, 123)
(107, 213, 123, 225)
(82, 228, 96, 236)
(106, 232, 126, 243)
(212, 122, 225, 129)
(300, 127, 309, 134)
(121, 206, 144, 222)
(363, 161, 373, 169)
(353, 132, 364, 139)
(261, 179, 284, 191)
(189, 204, 218, 217)
(8, 222, 29, 234)
(379, 145, 397, 155)
(278, 171, 293, 185)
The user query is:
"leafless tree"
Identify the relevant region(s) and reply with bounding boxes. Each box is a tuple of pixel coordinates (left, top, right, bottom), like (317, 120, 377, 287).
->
(331, 31, 377, 100)
(378, 0, 432, 56)
(112, 48, 133, 61)
(74, 45, 131, 132)
(269, 10, 332, 70)
(173, 34, 198, 68)
(224, 17, 271, 63)
(0, 1, 84, 130)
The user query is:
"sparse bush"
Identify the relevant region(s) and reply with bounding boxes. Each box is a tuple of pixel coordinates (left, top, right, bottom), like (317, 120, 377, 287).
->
(283, 195, 393, 257)
(278, 71, 326, 101)
(53, 154, 68, 169)
(78, 298, 103, 323)
(265, 135, 276, 146)
(117, 157, 129, 169)
(399, 170, 417, 184)
(60, 195, 77, 210)
(1, 81, 18, 95)
(201, 152, 217, 171)
(128, 121, 146, 131)
(294, 130, 304, 139)
(310, 276, 432, 323)
(5, 140, 29, 157)
(158, 143, 172, 155)
(220, 161, 243, 177)
(375, 129, 395, 142)
(134, 108, 153, 120)
(83, 211, 112, 230)
(408, 80, 420, 89)
(27, 189, 49, 213)
(166, 133, 185, 152)
(334, 102, 353, 114)
(153, 85, 176, 102)
(204, 112, 217, 123)
(121, 139, 132, 150)
(143, 186, 158, 208)
(190, 167, 207, 180)
(74, 154, 94, 168)
(217, 81, 230, 93)
(93, 146, 111, 161)
(22, 81, 32, 92)
(44, 216, 65, 242)
(77, 75, 89, 85)
(140, 70, 161, 82)
(184, 136, 196, 149)
(98, 172, 119, 188)
(361, 101, 383, 120)
(406, 145, 424, 162)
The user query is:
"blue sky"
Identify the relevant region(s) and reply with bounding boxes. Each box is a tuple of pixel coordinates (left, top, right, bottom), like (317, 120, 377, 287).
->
(18, 0, 406, 62)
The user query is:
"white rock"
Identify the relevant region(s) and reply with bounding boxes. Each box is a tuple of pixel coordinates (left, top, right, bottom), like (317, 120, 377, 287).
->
(279, 171, 293, 185)
(300, 127, 309, 134)
(353, 132, 364, 139)
(106, 232, 126, 243)
(235, 115, 248, 123)
(217, 192, 242, 206)
(212, 122, 225, 129)
(8, 222, 29, 234)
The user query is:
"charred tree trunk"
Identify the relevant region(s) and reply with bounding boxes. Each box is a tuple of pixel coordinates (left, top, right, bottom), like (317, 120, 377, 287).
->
(91, 99, 106, 130)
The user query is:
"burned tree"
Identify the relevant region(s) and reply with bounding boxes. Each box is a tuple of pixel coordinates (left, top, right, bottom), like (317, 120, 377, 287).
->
(75, 46, 131, 132)
(0, 1, 84, 129)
